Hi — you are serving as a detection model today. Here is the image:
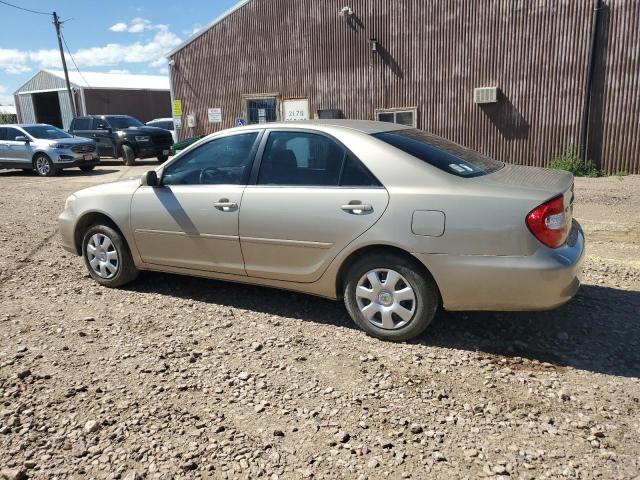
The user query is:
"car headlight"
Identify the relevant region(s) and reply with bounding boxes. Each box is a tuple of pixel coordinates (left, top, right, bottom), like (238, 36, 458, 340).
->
(135, 135, 150, 142)
(64, 194, 76, 210)
(49, 142, 71, 149)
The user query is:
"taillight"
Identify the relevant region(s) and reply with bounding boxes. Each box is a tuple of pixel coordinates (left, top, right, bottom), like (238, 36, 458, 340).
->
(526, 195, 568, 248)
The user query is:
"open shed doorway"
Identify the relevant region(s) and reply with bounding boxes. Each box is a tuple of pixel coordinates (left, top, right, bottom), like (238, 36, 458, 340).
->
(33, 91, 62, 128)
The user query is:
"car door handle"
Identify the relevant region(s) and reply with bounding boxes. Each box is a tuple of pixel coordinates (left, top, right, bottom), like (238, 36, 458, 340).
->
(341, 203, 373, 214)
(213, 201, 238, 211)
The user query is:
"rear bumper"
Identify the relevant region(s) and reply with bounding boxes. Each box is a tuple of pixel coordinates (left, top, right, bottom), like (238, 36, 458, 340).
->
(414, 221, 585, 311)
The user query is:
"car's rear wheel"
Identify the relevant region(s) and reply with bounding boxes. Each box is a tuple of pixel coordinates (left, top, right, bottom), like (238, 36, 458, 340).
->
(344, 253, 439, 341)
(82, 224, 138, 287)
(122, 145, 136, 166)
(33, 154, 58, 177)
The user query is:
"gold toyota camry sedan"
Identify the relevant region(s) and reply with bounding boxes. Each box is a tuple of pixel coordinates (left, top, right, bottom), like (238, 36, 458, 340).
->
(59, 120, 584, 341)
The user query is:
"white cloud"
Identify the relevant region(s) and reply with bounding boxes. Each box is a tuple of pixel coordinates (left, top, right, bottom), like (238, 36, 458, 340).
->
(108, 69, 130, 74)
(0, 27, 182, 75)
(149, 57, 166, 68)
(109, 22, 128, 32)
(0, 48, 33, 74)
(0, 85, 14, 104)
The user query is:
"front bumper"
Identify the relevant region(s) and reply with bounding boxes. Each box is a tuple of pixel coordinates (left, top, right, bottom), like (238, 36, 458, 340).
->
(58, 208, 79, 255)
(137, 144, 172, 159)
(413, 221, 585, 311)
(52, 151, 100, 168)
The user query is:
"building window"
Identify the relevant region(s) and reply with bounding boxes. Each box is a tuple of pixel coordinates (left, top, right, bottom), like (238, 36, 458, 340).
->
(245, 97, 278, 124)
(376, 108, 417, 128)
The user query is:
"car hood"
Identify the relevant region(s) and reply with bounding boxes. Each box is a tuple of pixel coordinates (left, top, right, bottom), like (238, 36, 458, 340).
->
(120, 126, 171, 135)
(73, 178, 141, 199)
(36, 136, 95, 144)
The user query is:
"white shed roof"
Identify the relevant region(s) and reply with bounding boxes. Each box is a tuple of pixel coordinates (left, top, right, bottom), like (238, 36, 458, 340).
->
(46, 70, 170, 91)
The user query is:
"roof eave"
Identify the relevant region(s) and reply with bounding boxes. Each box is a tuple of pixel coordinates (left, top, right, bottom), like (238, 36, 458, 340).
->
(166, 0, 252, 58)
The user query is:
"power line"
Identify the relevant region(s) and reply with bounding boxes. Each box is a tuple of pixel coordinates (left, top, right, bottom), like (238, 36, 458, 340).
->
(0, 0, 50, 16)
(60, 30, 92, 89)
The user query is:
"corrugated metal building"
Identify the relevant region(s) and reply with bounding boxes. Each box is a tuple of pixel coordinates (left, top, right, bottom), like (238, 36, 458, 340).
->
(168, 0, 640, 174)
(14, 70, 172, 130)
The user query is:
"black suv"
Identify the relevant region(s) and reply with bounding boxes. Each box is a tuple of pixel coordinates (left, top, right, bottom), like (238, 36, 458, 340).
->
(68, 115, 174, 165)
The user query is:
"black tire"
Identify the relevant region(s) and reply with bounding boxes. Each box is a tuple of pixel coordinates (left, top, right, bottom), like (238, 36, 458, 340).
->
(156, 153, 168, 163)
(82, 224, 139, 288)
(79, 165, 95, 172)
(33, 154, 59, 177)
(343, 253, 439, 342)
(122, 144, 136, 166)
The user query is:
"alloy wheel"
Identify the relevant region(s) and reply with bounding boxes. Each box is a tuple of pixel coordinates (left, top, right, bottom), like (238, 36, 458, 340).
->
(36, 157, 50, 175)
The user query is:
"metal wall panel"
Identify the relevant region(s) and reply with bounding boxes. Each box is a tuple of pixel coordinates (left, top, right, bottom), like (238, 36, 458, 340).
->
(170, 0, 638, 173)
(58, 90, 74, 130)
(83, 89, 171, 123)
(17, 94, 36, 124)
(588, 0, 640, 174)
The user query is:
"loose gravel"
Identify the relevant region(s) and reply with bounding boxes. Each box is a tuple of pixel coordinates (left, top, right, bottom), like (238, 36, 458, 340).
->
(1, 165, 639, 479)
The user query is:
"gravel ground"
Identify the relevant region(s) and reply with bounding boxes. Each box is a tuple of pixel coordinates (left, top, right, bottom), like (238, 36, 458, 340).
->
(1, 164, 639, 480)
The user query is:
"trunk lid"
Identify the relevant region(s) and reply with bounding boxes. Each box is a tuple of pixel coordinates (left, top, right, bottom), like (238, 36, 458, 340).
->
(475, 164, 575, 246)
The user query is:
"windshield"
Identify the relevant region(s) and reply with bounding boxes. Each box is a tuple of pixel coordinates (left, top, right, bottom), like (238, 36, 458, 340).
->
(373, 129, 503, 178)
(107, 116, 144, 129)
(22, 125, 73, 140)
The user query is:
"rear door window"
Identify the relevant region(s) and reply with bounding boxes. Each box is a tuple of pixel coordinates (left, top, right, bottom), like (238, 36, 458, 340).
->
(5, 128, 23, 141)
(373, 129, 503, 178)
(257, 132, 344, 186)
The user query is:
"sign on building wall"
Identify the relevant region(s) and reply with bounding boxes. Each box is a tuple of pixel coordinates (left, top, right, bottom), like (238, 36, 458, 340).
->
(172, 99, 183, 117)
(283, 98, 309, 121)
(187, 114, 196, 128)
(174, 116, 182, 129)
(208, 108, 222, 123)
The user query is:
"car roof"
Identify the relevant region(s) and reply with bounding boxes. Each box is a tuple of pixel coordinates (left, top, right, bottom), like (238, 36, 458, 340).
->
(245, 119, 413, 134)
(1, 124, 53, 128)
(147, 118, 173, 122)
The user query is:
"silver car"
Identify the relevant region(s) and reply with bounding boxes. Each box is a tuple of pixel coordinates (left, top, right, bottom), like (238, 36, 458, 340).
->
(58, 120, 584, 341)
(0, 124, 99, 176)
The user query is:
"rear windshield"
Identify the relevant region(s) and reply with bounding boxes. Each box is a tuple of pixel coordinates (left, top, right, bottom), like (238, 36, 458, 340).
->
(373, 129, 503, 178)
(23, 125, 73, 139)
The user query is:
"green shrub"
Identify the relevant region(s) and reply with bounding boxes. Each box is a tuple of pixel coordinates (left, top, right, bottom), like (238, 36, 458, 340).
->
(549, 150, 602, 177)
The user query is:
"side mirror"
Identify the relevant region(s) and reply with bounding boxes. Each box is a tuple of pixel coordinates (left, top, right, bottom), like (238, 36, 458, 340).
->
(141, 170, 159, 187)
(15, 136, 29, 143)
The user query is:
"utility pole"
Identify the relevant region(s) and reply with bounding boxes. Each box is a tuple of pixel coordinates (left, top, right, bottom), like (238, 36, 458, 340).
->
(53, 11, 77, 117)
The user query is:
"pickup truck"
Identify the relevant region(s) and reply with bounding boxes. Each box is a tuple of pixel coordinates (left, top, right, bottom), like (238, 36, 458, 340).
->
(69, 115, 174, 165)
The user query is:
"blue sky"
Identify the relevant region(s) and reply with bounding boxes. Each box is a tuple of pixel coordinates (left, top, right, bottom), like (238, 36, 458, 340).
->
(0, 0, 240, 105)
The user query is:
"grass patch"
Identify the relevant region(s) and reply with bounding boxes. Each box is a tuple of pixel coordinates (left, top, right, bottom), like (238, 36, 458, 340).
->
(549, 150, 603, 177)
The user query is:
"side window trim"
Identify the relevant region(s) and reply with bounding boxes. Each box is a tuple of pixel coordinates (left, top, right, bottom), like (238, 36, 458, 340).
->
(160, 130, 264, 186)
(248, 128, 384, 188)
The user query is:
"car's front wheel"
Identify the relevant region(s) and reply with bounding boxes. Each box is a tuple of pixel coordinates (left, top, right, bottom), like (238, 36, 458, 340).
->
(33, 154, 58, 177)
(82, 224, 139, 287)
(344, 253, 439, 342)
